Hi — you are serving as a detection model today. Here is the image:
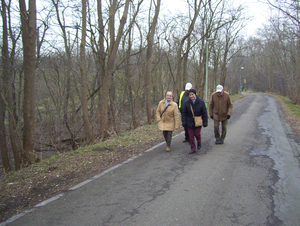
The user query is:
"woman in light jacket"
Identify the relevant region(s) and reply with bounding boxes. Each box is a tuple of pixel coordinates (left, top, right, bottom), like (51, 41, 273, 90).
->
(156, 91, 180, 152)
(181, 89, 208, 154)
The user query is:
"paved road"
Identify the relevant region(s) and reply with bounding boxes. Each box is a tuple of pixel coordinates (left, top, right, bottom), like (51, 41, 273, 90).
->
(3, 93, 300, 226)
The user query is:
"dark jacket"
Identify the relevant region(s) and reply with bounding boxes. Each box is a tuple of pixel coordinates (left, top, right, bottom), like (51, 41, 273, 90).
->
(182, 95, 208, 128)
(177, 91, 190, 113)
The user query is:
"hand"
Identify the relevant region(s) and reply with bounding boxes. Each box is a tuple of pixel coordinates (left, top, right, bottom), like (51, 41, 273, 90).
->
(227, 115, 231, 119)
(210, 116, 213, 119)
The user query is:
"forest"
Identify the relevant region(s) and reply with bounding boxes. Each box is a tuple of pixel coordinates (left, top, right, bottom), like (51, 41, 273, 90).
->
(1, 0, 299, 173)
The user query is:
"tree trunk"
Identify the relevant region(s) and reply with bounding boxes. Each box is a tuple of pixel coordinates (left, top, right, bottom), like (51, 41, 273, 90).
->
(4, 2, 21, 170)
(145, 0, 161, 124)
(19, 0, 37, 165)
(80, 0, 94, 144)
(125, 27, 139, 129)
(52, 0, 75, 148)
(99, 0, 130, 135)
(175, 0, 202, 97)
(96, 0, 106, 127)
(0, 92, 10, 173)
(0, 0, 11, 173)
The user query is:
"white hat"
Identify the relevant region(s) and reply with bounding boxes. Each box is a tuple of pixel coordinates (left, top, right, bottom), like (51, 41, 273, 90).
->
(185, 82, 192, 90)
(216, 85, 223, 92)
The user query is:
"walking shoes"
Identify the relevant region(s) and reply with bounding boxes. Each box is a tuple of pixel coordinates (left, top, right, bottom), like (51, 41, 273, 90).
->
(166, 147, 171, 152)
(215, 140, 224, 144)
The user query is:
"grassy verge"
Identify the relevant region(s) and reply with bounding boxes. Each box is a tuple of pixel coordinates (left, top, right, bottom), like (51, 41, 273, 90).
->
(271, 94, 300, 139)
(275, 95, 300, 118)
(0, 123, 184, 222)
(230, 93, 245, 102)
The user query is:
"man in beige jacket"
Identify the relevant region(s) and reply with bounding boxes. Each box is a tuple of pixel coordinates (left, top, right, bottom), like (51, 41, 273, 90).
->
(156, 91, 180, 152)
(209, 85, 233, 144)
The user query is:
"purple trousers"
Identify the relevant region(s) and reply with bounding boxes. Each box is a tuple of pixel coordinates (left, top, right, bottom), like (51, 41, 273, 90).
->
(187, 127, 202, 151)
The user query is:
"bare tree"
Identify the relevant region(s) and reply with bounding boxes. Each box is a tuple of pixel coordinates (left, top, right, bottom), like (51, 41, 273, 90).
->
(99, 0, 130, 136)
(265, 0, 300, 103)
(5, 0, 23, 171)
(19, 0, 37, 165)
(80, 0, 94, 144)
(95, 0, 106, 127)
(218, 5, 246, 86)
(123, 1, 144, 129)
(0, 0, 12, 173)
(51, 0, 76, 148)
(145, 0, 161, 124)
(174, 0, 202, 96)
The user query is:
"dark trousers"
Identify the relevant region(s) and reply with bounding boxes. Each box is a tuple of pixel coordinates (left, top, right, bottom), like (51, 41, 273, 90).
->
(213, 119, 228, 141)
(184, 126, 189, 140)
(187, 127, 202, 151)
(163, 131, 173, 147)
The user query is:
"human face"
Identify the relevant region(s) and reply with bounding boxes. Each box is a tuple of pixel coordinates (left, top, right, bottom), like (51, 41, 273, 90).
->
(189, 92, 196, 100)
(166, 92, 173, 102)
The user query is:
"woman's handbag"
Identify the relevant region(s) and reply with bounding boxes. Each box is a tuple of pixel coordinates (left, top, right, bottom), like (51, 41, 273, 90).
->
(190, 104, 203, 127)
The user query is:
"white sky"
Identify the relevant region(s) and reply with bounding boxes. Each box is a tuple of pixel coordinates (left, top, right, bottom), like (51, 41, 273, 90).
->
(239, 0, 271, 36)
(162, 0, 271, 37)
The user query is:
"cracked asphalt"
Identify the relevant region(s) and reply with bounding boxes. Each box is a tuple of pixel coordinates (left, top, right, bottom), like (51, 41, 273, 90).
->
(5, 93, 300, 226)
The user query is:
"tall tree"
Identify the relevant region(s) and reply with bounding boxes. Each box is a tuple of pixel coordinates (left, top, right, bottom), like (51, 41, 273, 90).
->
(95, 0, 106, 126)
(19, 0, 37, 165)
(52, 0, 75, 148)
(174, 0, 202, 97)
(99, 0, 130, 136)
(219, 5, 246, 86)
(5, 0, 22, 170)
(80, 0, 94, 144)
(0, 0, 12, 173)
(124, 1, 144, 129)
(145, 0, 161, 124)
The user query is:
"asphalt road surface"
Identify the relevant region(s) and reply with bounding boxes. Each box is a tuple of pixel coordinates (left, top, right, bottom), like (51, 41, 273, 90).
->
(3, 93, 300, 226)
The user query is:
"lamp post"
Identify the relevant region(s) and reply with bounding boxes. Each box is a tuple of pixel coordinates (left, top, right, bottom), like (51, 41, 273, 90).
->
(205, 37, 215, 108)
(239, 66, 244, 94)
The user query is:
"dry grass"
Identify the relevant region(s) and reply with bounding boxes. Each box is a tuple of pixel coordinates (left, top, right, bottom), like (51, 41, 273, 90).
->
(272, 94, 300, 140)
(0, 123, 183, 222)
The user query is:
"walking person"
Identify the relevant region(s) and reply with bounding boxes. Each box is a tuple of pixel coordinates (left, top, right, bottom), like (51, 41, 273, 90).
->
(209, 85, 233, 144)
(156, 91, 180, 152)
(177, 82, 193, 143)
(181, 89, 208, 154)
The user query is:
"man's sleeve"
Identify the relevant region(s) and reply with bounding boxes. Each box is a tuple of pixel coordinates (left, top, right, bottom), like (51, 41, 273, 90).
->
(209, 95, 214, 116)
(227, 96, 233, 115)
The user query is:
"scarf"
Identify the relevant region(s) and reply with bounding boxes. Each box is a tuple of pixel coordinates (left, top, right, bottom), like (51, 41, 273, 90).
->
(165, 99, 171, 107)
